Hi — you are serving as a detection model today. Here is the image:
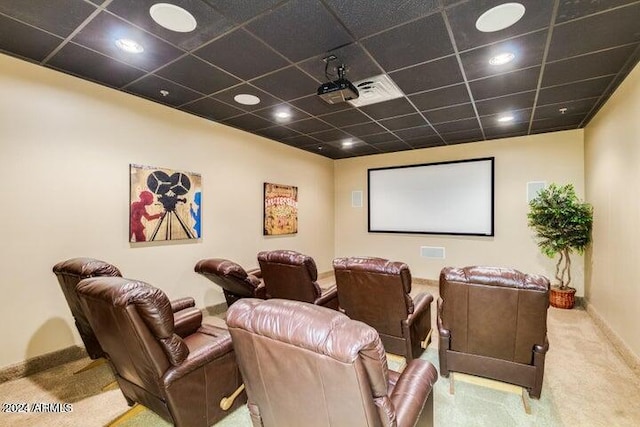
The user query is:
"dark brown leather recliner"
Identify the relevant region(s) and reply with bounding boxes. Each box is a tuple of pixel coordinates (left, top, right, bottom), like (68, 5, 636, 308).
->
(227, 298, 438, 427)
(53, 258, 201, 360)
(438, 266, 550, 398)
(194, 258, 266, 306)
(333, 257, 434, 361)
(257, 250, 338, 309)
(76, 276, 246, 427)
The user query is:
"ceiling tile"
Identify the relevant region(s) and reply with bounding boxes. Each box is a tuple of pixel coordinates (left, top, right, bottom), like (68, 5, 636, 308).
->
(394, 125, 437, 140)
(548, 3, 640, 61)
(47, 42, 146, 88)
(359, 97, 417, 120)
(324, 0, 439, 38)
(531, 113, 585, 131)
(298, 43, 383, 83)
(460, 30, 547, 80)
(252, 66, 318, 101)
(320, 108, 371, 127)
(475, 91, 536, 116)
(284, 118, 332, 134)
(310, 128, 351, 142)
(202, 0, 283, 25)
(441, 128, 484, 144)
(0, 15, 62, 62)
(245, 0, 353, 62)
(193, 29, 288, 80)
(253, 103, 310, 123)
(223, 113, 274, 131)
(180, 97, 244, 121)
(542, 45, 637, 87)
(484, 121, 530, 139)
(446, 0, 554, 51)
(362, 13, 453, 71)
(433, 118, 481, 134)
(469, 67, 541, 100)
(282, 134, 321, 147)
(107, 0, 234, 51)
(423, 103, 477, 124)
(342, 121, 387, 137)
(379, 113, 428, 131)
(156, 55, 240, 95)
(212, 84, 281, 112)
(405, 135, 444, 149)
(0, 0, 97, 38)
(70, 11, 184, 72)
(290, 94, 352, 116)
(257, 126, 301, 140)
(537, 76, 613, 105)
(124, 74, 201, 107)
(533, 97, 598, 120)
(360, 132, 401, 144)
(556, 0, 637, 24)
(374, 141, 413, 153)
(390, 56, 463, 95)
(409, 84, 471, 111)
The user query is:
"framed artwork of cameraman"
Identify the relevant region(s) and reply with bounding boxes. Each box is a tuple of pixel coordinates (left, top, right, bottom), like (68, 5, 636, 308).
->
(129, 164, 202, 243)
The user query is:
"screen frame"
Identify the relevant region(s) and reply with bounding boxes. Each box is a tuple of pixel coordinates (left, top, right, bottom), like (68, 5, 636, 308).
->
(367, 157, 495, 236)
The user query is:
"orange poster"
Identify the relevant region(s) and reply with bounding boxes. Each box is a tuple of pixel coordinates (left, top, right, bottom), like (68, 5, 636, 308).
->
(263, 183, 298, 235)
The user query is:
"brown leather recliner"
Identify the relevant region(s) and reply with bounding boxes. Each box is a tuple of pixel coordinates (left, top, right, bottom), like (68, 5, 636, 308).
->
(53, 258, 200, 359)
(438, 266, 550, 398)
(227, 298, 438, 427)
(333, 257, 434, 361)
(257, 250, 338, 309)
(194, 258, 266, 306)
(76, 276, 246, 427)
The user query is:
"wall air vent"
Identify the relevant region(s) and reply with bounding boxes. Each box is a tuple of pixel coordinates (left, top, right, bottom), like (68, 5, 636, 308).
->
(347, 74, 404, 107)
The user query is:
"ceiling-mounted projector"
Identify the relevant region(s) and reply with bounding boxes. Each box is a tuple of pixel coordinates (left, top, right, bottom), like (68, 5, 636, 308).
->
(317, 59, 358, 104)
(317, 78, 359, 104)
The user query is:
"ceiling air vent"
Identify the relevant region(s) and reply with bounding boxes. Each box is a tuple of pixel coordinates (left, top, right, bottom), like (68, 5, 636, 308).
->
(347, 74, 404, 107)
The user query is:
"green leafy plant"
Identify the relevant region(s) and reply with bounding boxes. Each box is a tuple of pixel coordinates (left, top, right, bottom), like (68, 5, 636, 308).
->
(527, 183, 593, 289)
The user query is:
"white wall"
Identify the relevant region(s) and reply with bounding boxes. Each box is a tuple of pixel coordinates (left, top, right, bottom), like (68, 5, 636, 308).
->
(334, 130, 585, 290)
(0, 54, 335, 367)
(584, 62, 640, 360)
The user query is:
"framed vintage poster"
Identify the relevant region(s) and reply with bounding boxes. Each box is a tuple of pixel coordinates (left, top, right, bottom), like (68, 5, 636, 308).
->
(263, 182, 298, 235)
(130, 164, 202, 242)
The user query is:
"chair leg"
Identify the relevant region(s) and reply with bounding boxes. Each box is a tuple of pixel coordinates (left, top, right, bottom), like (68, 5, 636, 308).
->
(521, 389, 532, 415)
(449, 373, 455, 395)
(73, 357, 108, 374)
(220, 384, 245, 410)
(102, 380, 119, 391)
(106, 404, 145, 426)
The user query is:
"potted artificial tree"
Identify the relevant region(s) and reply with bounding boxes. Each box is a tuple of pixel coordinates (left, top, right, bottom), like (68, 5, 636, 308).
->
(527, 183, 593, 309)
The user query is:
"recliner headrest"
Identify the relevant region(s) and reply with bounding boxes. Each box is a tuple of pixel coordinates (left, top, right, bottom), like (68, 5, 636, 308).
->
(258, 250, 318, 282)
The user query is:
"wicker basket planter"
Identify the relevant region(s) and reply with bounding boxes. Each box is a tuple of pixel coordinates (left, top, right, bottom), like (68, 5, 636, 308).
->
(549, 286, 576, 309)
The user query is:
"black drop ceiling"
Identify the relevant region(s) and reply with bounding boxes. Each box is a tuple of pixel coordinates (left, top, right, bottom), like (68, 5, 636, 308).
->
(1, 0, 639, 159)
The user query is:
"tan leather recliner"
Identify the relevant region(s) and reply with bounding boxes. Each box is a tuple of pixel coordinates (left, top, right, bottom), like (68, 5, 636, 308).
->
(76, 276, 246, 427)
(257, 250, 338, 309)
(194, 258, 266, 306)
(53, 257, 201, 360)
(227, 298, 438, 427)
(333, 257, 433, 361)
(438, 266, 550, 398)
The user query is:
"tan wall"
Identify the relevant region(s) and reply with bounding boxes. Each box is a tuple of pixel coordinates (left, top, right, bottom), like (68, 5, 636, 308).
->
(335, 130, 585, 291)
(0, 54, 335, 368)
(584, 62, 640, 359)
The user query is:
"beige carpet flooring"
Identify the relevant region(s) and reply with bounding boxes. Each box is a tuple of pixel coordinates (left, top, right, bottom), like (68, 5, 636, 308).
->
(1, 284, 639, 426)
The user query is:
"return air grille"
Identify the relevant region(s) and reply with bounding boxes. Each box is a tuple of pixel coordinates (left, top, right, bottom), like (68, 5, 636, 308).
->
(347, 74, 404, 107)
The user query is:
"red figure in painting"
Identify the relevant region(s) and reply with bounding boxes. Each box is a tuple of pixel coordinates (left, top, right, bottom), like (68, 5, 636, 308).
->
(130, 191, 163, 242)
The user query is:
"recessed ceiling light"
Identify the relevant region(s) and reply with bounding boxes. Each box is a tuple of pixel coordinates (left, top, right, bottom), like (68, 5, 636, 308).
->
(497, 114, 515, 123)
(275, 111, 291, 120)
(115, 38, 144, 53)
(476, 3, 526, 33)
(150, 3, 197, 33)
(234, 94, 261, 105)
(341, 140, 354, 148)
(489, 52, 515, 65)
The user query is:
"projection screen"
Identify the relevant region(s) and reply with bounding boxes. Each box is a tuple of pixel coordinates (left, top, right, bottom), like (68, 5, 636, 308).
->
(368, 157, 494, 236)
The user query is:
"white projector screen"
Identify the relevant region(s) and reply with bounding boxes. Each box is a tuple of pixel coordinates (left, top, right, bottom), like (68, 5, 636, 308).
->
(368, 157, 494, 236)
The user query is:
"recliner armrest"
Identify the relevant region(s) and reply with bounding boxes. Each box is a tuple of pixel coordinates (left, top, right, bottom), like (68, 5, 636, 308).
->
(170, 297, 196, 312)
(389, 359, 438, 427)
(406, 292, 433, 326)
(246, 268, 262, 279)
(436, 298, 449, 337)
(173, 307, 203, 338)
(314, 285, 338, 307)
